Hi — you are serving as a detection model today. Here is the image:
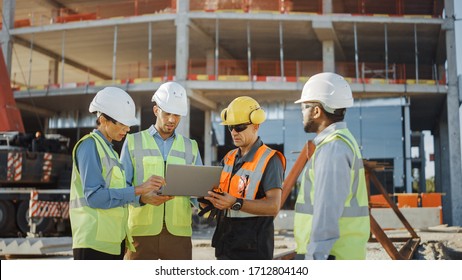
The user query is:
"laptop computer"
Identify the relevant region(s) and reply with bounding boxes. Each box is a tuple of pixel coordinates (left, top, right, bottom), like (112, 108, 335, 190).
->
(160, 164, 223, 197)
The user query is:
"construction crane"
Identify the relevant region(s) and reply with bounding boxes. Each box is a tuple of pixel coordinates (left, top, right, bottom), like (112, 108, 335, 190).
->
(0, 47, 24, 133)
(0, 47, 72, 239)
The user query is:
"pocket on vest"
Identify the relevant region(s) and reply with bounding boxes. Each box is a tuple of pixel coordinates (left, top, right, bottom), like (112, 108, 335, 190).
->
(128, 205, 153, 226)
(142, 157, 163, 181)
(96, 207, 125, 243)
(171, 197, 192, 227)
(225, 224, 258, 252)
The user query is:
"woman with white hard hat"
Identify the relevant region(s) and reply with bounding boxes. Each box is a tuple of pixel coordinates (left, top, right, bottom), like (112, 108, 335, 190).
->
(69, 87, 164, 260)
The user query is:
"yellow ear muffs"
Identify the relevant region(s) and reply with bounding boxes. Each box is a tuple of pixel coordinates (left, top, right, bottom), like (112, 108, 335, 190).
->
(249, 107, 266, 124)
(220, 108, 228, 123)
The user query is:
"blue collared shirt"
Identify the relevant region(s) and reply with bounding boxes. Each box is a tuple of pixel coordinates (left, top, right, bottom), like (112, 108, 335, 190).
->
(75, 129, 137, 209)
(120, 125, 203, 188)
(305, 122, 355, 260)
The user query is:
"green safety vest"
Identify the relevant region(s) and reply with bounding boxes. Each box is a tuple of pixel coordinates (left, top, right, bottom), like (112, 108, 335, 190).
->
(294, 128, 370, 260)
(69, 132, 131, 255)
(126, 130, 199, 237)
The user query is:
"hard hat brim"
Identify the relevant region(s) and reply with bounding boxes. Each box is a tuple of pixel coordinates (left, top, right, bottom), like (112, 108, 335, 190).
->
(118, 117, 139, 127)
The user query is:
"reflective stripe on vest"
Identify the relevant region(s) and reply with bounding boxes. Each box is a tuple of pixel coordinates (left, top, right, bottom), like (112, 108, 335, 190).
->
(70, 133, 123, 210)
(295, 132, 368, 217)
(69, 132, 130, 255)
(221, 145, 284, 218)
(294, 128, 370, 259)
(126, 130, 198, 237)
(130, 132, 196, 186)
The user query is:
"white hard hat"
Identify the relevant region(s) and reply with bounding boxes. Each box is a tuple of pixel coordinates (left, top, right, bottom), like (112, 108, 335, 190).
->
(295, 72, 353, 109)
(151, 82, 188, 116)
(89, 87, 138, 126)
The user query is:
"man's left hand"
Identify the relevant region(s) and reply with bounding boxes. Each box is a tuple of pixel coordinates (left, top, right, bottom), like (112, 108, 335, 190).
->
(204, 191, 236, 210)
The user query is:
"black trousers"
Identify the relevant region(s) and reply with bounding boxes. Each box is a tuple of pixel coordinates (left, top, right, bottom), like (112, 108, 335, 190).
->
(73, 242, 125, 260)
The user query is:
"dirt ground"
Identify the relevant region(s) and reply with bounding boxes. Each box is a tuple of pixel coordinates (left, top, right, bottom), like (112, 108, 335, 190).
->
(1, 225, 461, 260)
(192, 224, 462, 260)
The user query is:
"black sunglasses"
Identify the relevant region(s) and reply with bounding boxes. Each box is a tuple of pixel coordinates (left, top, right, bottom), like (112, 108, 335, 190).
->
(228, 123, 251, 133)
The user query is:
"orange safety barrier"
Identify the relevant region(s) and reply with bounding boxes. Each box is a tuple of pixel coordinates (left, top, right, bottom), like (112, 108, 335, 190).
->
(55, 13, 97, 23)
(369, 194, 390, 208)
(396, 193, 419, 208)
(0, 18, 31, 29)
(421, 193, 443, 224)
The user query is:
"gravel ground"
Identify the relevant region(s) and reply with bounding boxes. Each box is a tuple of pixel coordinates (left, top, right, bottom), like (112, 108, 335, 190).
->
(192, 225, 462, 260)
(2, 225, 460, 260)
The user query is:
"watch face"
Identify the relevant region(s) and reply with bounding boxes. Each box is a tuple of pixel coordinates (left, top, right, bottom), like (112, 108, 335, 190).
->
(232, 200, 242, 210)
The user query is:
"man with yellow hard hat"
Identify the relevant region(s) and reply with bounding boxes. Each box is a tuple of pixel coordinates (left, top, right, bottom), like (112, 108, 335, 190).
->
(204, 96, 286, 260)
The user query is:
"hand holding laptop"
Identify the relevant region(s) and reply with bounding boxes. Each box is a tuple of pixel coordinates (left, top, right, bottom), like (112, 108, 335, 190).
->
(140, 190, 173, 206)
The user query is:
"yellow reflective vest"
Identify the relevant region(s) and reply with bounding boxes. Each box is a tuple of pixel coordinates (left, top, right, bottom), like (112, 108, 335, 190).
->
(294, 128, 370, 260)
(126, 130, 199, 237)
(69, 132, 131, 255)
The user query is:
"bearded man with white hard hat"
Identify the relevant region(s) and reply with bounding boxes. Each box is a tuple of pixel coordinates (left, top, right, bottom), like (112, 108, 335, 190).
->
(293, 72, 370, 260)
(120, 82, 202, 260)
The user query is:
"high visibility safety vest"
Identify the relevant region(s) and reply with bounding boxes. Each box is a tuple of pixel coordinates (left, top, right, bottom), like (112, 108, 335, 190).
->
(126, 130, 199, 237)
(220, 144, 286, 218)
(69, 132, 131, 255)
(294, 128, 370, 260)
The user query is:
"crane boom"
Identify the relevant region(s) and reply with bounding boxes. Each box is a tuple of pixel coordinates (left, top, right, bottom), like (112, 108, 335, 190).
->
(0, 48, 25, 132)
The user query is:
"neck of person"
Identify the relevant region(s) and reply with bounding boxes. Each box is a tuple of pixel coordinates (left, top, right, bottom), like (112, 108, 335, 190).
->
(154, 124, 174, 140)
(239, 136, 258, 157)
(316, 119, 335, 135)
(98, 126, 112, 143)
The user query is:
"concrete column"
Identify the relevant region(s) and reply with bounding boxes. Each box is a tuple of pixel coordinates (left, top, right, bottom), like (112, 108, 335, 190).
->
(176, 103, 190, 138)
(443, 0, 462, 226)
(322, 0, 332, 14)
(175, 0, 190, 137)
(404, 101, 412, 193)
(437, 107, 452, 223)
(1, 0, 15, 76)
(433, 130, 442, 193)
(206, 49, 214, 75)
(204, 110, 212, 165)
(175, 0, 189, 82)
(322, 40, 335, 72)
(48, 60, 59, 84)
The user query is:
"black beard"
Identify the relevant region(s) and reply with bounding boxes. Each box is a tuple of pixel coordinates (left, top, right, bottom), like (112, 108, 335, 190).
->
(303, 119, 316, 133)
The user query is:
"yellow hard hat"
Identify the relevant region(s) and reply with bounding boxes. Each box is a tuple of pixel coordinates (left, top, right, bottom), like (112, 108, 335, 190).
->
(220, 96, 266, 125)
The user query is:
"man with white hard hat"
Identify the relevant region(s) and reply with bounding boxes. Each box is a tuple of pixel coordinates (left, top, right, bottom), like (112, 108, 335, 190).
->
(293, 72, 370, 260)
(70, 87, 162, 260)
(121, 82, 202, 260)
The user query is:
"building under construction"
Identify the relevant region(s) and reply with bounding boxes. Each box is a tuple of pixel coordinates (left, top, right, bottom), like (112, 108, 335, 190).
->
(1, 0, 461, 226)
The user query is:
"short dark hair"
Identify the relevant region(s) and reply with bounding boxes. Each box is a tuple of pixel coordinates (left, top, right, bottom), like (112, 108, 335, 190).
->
(311, 102, 346, 122)
(96, 113, 117, 126)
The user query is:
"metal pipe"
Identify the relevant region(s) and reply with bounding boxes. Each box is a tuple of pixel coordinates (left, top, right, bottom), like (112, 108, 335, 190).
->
(60, 31, 65, 87)
(414, 24, 419, 83)
(247, 21, 252, 80)
(354, 22, 359, 81)
(384, 23, 389, 81)
(148, 22, 152, 79)
(112, 25, 118, 81)
(215, 17, 219, 79)
(279, 21, 284, 78)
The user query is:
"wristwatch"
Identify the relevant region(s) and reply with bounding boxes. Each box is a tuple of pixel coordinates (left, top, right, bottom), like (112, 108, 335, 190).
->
(231, 198, 244, 211)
